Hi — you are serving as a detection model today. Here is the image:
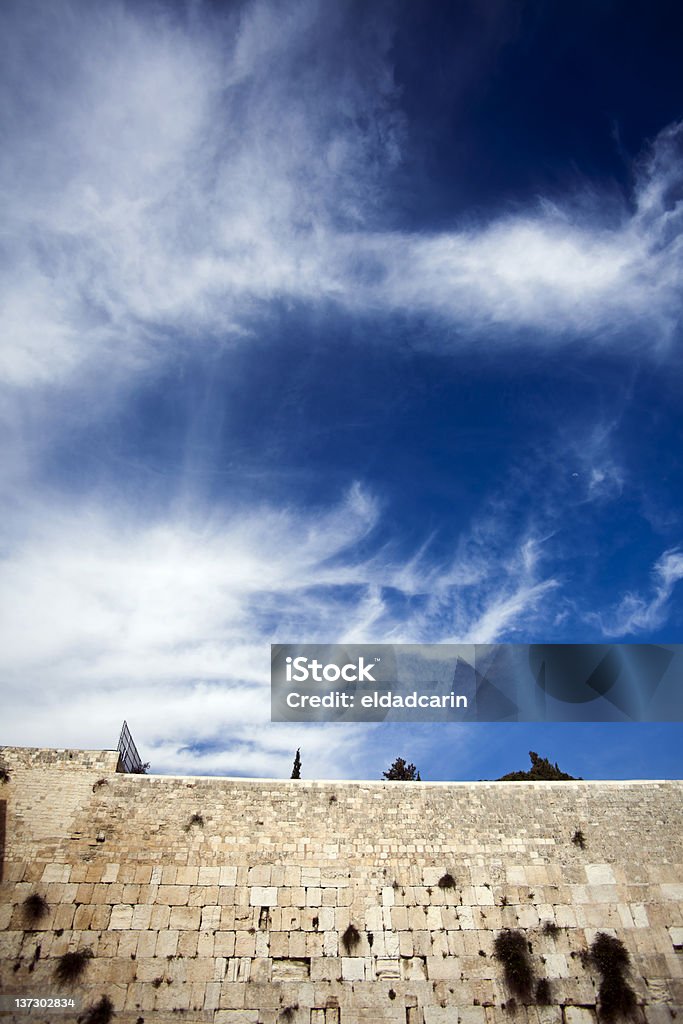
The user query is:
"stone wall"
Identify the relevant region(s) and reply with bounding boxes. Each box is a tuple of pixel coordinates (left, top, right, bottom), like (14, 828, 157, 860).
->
(0, 746, 681, 1024)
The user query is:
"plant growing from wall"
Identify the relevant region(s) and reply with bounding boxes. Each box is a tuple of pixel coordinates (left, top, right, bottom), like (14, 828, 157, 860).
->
(589, 932, 638, 1022)
(22, 893, 49, 925)
(0, 766, 10, 783)
(80, 995, 114, 1024)
(185, 813, 204, 831)
(279, 1006, 298, 1023)
(542, 921, 560, 938)
(438, 873, 456, 889)
(493, 930, 535, 1002)
(341, 923, 361, 953)
(291, 749, 302, 779)
(54, 949, 94, 985)
(572, 829, 587, 849)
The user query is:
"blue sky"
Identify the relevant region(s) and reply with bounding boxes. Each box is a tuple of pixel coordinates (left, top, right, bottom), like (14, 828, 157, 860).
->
(1, 0, 682, 780)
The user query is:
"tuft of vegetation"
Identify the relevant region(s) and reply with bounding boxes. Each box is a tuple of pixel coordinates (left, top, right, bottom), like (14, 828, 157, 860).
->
(279, 1007, 298, 1023)
(493, 930, 535, 1002)
(572, 829, 587, 849)
(438, 873, 456, 890)
(0, 766, 10, 783)
(329, 794, 337, 803)
(80, 995, 114, 1024)
(497, 751, 579, 782)
(92, 778, 109, 791)
(185, 813, 204, 831)
(54, 948, 94, 985)
(341, 923, 361, 953)
(589, 932, 638, 1023)
(290, 748, 302, 779)
(542, 921, 560, 938)
(500, 895, 509, 907)
(382, 757, 421, 781)
(129, 762, 150, 774)
(152, 977, 163, 988)
(535, 979, 552, 1005)
(23, 893, 49, 925)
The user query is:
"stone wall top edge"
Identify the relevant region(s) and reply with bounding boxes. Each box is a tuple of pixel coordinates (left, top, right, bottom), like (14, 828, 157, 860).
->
(138, 774, 683, 787)
(0, 745, 118, 754)
(1, 747, 680, 786)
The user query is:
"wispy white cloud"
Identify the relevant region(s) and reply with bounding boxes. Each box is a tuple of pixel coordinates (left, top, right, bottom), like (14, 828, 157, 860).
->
(1, 0, 682, 388)
(0, 482, 557, 773)
(595, 548, 683, 636)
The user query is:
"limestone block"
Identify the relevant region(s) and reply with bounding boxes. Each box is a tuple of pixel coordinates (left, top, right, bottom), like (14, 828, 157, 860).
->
(175, 865, 199, 885)
(537, 1007, 562, 1024)
(585, 865, 616, 885)
(458, 1008, 487, 1024)
(220, 866, 238, 886)
(563, 1009, 596, 1024)
(202, 905, 222, 930)
(458, 906, 476, 929)
(341, 957, 366, 981)
(215, 931, 237, 958)
(149, 904, 170, 929)
(631, 904, 650, 928)
(424, 1008, 460, 1024)
(426, 955, 460, 981)
(288, 931, 307, 957)
(41, 864, 70, 883)
(248, 865, 271, 885)
(156, 884, 190, 905)
(215, 1011, 259, 1023)
(544, 953, 569, 978)
(475, 886, 495, 906)
(169, 905, 201, 930)
(250, 886, 277, 907)
(131, 904, 152, 929)
(204, 980, 222, 1010)
(644, 1007, 678, 1024)
(155, 928, 179, 957)
(425, 906, 442, 930)
(382, 886, 395, 907)
(306, 887, 323, 907)
(284, 866, 301, 886)
(137, 930, 158, 957)
(190, 884, 218, 906)
(109, 903, 134, 929)
(234, 931, 257, 957)
(198, 866, 221, 885)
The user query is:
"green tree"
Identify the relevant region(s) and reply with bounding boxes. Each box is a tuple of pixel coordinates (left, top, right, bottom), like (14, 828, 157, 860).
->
(290, 748, 302, 779)
(496, 751, 579, 781)
(382, 757, 421, 781)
